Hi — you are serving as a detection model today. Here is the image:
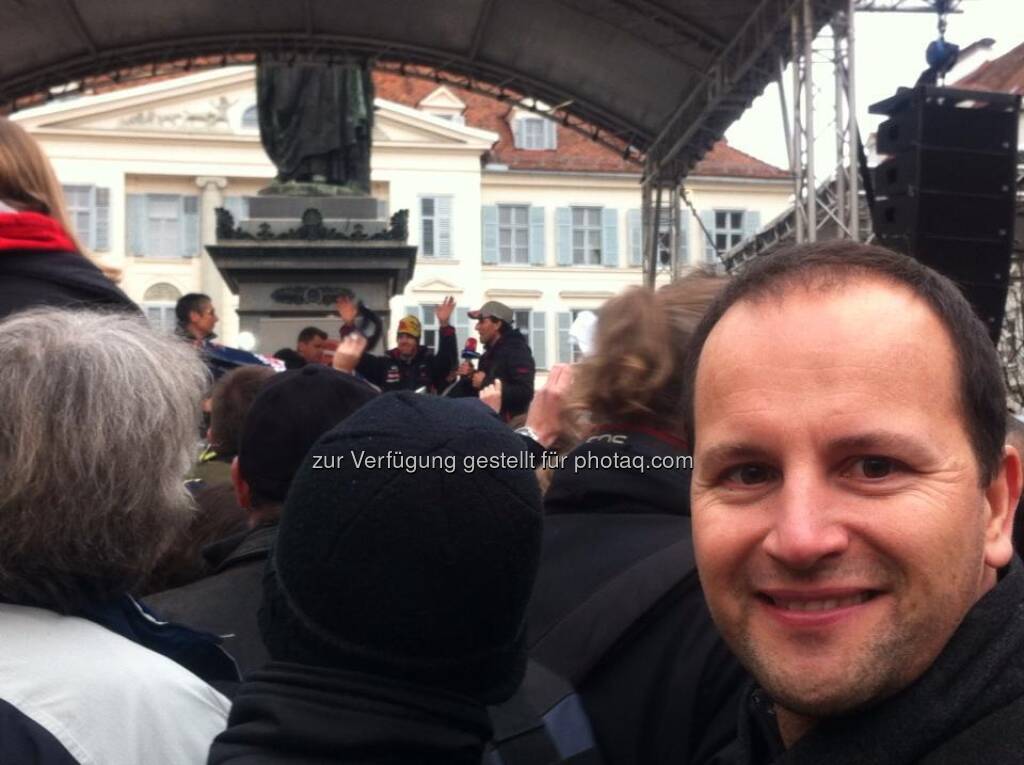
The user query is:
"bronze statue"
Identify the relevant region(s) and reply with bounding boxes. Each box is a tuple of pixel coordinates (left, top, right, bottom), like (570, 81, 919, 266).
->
(256, 55, 374, 194)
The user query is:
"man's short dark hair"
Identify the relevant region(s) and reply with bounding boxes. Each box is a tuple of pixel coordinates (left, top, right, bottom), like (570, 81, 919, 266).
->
(297, 326, 327, 344)
(209, 365, 276, 457)
(175, 293, 211, 328)
(682, 241, 1006, 484)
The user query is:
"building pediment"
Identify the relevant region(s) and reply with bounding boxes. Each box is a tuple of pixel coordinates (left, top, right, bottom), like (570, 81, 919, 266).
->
(13, 67, 497, 150)
(410, 278, 463, 294)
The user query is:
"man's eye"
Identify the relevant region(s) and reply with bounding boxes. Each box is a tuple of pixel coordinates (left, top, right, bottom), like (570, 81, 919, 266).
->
(850, 456, 897, 479)
(725, 464, 774, 485)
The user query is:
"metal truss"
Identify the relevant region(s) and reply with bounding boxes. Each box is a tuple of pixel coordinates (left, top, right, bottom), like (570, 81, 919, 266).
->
(854, 0, 962, 12)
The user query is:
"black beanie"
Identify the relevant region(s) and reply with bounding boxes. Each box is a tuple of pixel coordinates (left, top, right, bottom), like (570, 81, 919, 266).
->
(259, 392, 543, 704)
(238, 365, 378, 502)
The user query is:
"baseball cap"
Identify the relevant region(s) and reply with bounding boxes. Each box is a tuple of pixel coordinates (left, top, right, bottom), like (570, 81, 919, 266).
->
(467, 301, 514, 323)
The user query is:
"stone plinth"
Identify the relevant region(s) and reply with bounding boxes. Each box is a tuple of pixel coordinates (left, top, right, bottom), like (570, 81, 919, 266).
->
(207, 199, 414, 355)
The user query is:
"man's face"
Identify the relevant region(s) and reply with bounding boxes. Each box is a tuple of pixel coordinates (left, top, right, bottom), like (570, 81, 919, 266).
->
(476, 317, 500, 345)
(691, 280, 1015, 729)
(189, 301, 217, 337)
(396, 333, 419, 358)
(297, 335, 325, 363)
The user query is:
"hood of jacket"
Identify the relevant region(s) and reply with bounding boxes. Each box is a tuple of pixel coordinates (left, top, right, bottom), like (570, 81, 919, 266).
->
(545, 426, 693, 517)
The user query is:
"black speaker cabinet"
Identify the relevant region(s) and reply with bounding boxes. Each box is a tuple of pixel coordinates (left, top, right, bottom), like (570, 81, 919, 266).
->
(869, 86, 1021, 343)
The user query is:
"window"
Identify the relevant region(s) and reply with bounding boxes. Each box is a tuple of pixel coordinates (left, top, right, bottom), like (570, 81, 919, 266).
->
(420, 196, 452, 258)
(513, 116, 557, 150)
(510, 310, 547, 369)
(141, 285, 181, 333)
(571, 207, 603, 265)
(713, 210, 746, 253)
(498, 205, 530, 264)
(147, 194, 183, 258)
(127, 194, 200, 258)
(61, 184, 110, 250)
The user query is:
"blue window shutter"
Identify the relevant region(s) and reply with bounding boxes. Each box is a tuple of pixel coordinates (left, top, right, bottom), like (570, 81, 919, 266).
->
(557, 312, 573, 363)
(437, 196, 452, 258)
(700, 210, 715, 264)
(482, 205, 499, 264)
(513, 118, 525, 149)
(127, 194, 147, 256)
(455, 307, 469, 347)
(531, 311, 547, 369)
(182, 195, 200, 257)
(679, 211, 690, 264)
(627, 209, 641, 267)
(743, 210, 761, 240)
(556, 208, 572, 266)
(93, 187, 110, 251)
(529, 206, 546, 266)
(601, 208, 619, 267)
(545, 118, 558, 150)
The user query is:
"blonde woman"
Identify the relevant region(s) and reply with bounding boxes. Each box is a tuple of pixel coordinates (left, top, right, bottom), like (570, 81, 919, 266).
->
(0, 116, 134, 319)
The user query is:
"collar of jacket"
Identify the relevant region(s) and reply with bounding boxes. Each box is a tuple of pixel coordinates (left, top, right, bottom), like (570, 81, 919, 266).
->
(0, 211, 77, 253)
(209, 662, 492, 765)
(736, 556, 1024, 764)
(202, 523, 278, 574)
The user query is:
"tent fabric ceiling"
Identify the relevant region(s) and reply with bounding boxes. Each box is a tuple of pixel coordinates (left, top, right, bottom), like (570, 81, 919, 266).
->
(0, 0, 843, 180)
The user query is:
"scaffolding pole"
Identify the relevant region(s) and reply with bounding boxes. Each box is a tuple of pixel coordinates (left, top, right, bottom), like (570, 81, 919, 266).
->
(831, 0, 860, 240)
(790, 0, 816, 243)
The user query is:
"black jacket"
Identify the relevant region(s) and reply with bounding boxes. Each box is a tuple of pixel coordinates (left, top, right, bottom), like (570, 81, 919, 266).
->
(531, 428, 747, 765)
(208, 663, 493, 764)
(723, 558, 1024, 765)
(356, 325, 457, 393)
(452, 327, 535, 418)
(145, 524, 277, 686)
(0, 247, 136, 322)
(546, 426, 693, 517)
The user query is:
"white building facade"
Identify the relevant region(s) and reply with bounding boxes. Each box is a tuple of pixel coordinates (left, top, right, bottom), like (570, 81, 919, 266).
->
(15, 66, 793, 373)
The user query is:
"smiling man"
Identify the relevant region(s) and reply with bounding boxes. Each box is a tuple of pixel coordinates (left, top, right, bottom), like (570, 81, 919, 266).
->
(684, 242, 1024, 763)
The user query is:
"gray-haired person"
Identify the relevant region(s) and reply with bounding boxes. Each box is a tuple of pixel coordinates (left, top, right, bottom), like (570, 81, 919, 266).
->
(0, 308, 231, 764)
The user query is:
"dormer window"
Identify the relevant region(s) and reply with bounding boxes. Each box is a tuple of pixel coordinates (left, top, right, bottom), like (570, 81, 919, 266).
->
(513, 115, 557, 150)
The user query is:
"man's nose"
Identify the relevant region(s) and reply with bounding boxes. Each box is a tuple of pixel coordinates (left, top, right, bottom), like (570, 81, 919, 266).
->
(762, 474, 849, 571)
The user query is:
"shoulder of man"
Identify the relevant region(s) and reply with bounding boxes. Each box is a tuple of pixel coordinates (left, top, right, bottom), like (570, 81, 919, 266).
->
(0, 604, 229, 765)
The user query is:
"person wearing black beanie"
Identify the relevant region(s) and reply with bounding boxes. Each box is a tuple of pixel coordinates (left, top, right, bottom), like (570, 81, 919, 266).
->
(147, 365, 379, 681)
(209, 392, 544, 764)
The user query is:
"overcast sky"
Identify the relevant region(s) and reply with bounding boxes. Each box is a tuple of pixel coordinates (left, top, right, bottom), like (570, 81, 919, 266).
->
(724, 0, 1023, 174)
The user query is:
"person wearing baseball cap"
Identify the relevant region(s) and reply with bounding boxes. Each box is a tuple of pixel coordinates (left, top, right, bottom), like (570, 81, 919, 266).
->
(335, 295, 459, 393)
(455, 300, 536, 419)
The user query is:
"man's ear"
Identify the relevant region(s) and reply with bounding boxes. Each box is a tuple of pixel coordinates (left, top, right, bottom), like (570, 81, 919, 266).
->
(984, 444, 1022, 570)
(231, 456, 253, 511)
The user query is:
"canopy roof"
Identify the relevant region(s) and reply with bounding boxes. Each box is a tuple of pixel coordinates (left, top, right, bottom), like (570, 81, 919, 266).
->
(0, 0, 843, 180)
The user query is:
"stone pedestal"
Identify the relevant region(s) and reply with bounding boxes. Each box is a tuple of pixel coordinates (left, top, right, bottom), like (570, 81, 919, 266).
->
(206, 195, 414, 355)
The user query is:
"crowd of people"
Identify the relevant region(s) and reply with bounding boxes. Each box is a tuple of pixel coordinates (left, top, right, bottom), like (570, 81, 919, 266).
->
(4, 112, 1024, 765)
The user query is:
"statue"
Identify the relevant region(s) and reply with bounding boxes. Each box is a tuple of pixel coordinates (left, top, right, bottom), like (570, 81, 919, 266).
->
(256, 55, 374, 194)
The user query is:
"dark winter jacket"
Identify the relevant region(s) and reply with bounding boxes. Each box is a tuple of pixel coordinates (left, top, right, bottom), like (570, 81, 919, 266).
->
(545, 425, 693, 517)
(450, 326, 535, 418)
(721, 558, 1024, 765)
(0, 211, 137, 320)
(146, 524, 277, 687)
(528, 429, 747, 765)
(208, 663, 493, 764)
(356, 325, 458, 393)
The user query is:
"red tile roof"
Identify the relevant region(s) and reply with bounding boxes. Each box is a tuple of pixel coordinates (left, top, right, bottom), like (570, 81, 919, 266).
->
(373, 72, 790, 180)
(953, 41, 1024, 95)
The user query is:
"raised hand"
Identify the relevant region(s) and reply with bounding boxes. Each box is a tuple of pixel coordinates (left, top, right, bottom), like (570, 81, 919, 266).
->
(333, 333, 367, 373)
(435, 295, 456, 326)
(336, 294, 358, 324)
(525, 363, 574, 448)
(480, 379, 503, 414)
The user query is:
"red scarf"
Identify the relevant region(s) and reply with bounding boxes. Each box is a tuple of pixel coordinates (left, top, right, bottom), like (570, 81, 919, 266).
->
(0, 211, 77, 253)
